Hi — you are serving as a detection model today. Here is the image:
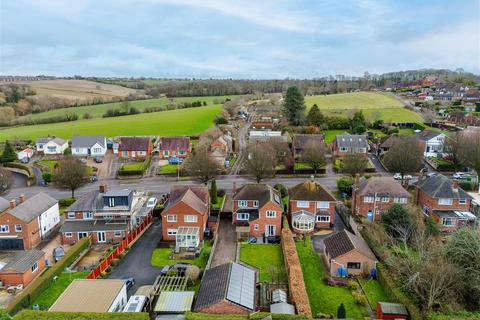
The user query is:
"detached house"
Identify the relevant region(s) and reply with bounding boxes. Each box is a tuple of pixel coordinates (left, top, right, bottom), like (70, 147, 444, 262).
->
(288, 178, 337, 234)
(233, 184, 283, 241)
(159, 136, 191, 159)
(292, 134, 324, 159)
(0, 193, 60, 250)
(60, 185, 151, 245)
(161, 185, 210, 250)
(415, 130, 447, 158)
(352, 177, 411, 221)
(333, 133, 368, 157)
(117, 136, 153, 160)
(36, 137, 68, 155)
(71, 135, 107, 157)
(415, 174, 475, 232)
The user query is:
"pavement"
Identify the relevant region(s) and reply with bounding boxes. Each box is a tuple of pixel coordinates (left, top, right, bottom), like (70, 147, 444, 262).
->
(311, 211, 347, 253)
(107, 219, 163, 295)
(210, 217, 237, 268)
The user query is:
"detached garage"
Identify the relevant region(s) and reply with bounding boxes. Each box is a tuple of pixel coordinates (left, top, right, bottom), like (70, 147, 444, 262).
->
(0, 249, 45, 287)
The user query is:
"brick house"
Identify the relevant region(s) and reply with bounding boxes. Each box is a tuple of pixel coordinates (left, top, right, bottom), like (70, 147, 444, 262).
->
(161, 185, 210, 249)
(333, 133, 368, 157)
(324, 230, 377, 276)
(288, 178, 337, 234)
(117, 136, 153, 160)
(210, 135, 232, 155)
(158, 136, 191, 159)
(232, 184, 283, 241)
(0, 249, 45, 287)
(0, 193, 60, 250)
(415, 174, 475, 232)
(292, 134, 324, 159)
(194, 262, 256, 314)
(352, 177, 411, 221)
(60, 185, 151, 245)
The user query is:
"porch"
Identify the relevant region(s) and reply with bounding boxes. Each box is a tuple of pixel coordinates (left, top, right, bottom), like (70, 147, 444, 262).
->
(175, 227, 200, 251)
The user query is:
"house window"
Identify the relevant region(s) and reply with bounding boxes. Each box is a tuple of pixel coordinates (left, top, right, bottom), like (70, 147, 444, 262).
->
(14, 225, 22, 232)
(122, 151, 128, 157)
(179, 150, 185, 155)
(459, 198, 467, 205)
(108, 198, 115, 207)
(83, 212, 93, 220)
(75, 148, 80, 153)
(297, 201, 309, 208)
(31, 262, 38, 272)
(67, 212, 76, 219)
(238, 200, 248, 208)
(438, 198, 453, 205)
(357, 148, 366, 153)
(363, 196, 374, 203)
(0, 225, 9, 233)
(347, 262, 361, 269)
(316, 215, 330, 223)
(254, 224, 259, 231)
(65, 232, 73, 237)
(138, 151, 146, 156)
(166, 215, 177, 222)
(167, 229, 177, 236)
(441, 217, 455, 226)
(423, 206, 430, 216)
(266, 210, 276, 218)
(340, 147, 348, 152)
(253, 200, 259, 207)
(163, 150, 169, 157)
(93, 148, 102, 153)
(317, 201, 329, 209)
(184, 215, 197, 223)
(47, 146, 56, 153)
(237, 213, 249, 220)
(381, 197, 389, 202)
(375, 196, 381, 201)
(394, 197, 407, 204)
(274, 194, 280, 203)
(114, 231, 122, 237)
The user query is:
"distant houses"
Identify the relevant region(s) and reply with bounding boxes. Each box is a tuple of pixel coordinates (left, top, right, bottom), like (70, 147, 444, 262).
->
(36, 137, 68, 155)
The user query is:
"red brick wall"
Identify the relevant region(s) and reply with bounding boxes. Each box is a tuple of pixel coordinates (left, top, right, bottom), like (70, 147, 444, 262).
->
(117, 140, 153, 160)
(161, 201, 208, 241)
(61, 229, 127, 245)
(0, 256, 45, 287)
(289, 199, 336, 229)
(416, 189, 471, 213)
(325, 249, 376, 276)
(232, 201, 283, 237)
(352, 194, 410, 221)
(0, 212, 41, 249)
(197, 299, 250, 314)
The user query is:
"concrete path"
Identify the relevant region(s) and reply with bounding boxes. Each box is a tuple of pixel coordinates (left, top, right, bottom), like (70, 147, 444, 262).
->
(210, 218, 237, 268)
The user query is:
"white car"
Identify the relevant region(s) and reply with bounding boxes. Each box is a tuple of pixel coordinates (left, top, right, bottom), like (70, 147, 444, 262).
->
(146, 197, 157, 208)
(452, 172, 469, 179)
(393, 173, 413, 180)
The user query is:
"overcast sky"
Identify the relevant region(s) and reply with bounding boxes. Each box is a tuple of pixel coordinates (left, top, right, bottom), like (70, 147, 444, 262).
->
(1, 0, 479, 78)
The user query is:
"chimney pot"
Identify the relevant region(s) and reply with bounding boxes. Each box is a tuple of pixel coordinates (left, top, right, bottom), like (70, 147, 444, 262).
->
(355, 173, 360, 186)
(99, 184, 108, 193)
(452, 179, 459, 190)
(19, 195, 25, 203)
(9, 199, 16, 209)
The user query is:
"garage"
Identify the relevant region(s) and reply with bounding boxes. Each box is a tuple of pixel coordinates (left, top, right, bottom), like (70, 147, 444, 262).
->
(0, 239, 24, 250)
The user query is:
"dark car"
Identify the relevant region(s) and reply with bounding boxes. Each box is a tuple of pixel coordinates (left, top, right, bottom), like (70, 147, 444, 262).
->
(160, 265, 172, 276)
(121, 276, 135, 290)
(172, 263, 191, 276)
(94, 157, 103, 163)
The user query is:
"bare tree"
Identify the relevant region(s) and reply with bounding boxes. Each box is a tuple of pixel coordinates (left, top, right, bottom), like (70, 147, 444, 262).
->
(443, 132, 466, 169)
(341, 154, 368, 177)
(0, 168, 13, 194)
(459, 132, 480, 177)
(383, 135, 424, 179)
(184, 146, 220, 183)
(245, 141, 277, 183)
(53, 157, 89, 198)
(301, 140, 326, 175)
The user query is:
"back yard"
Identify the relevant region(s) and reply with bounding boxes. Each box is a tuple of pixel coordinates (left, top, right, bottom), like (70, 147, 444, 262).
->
(151, 240, 212, 269)
(239, 243, 287, 283)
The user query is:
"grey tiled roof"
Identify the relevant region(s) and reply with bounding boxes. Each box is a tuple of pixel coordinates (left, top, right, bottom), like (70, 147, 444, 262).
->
(335, 133, 368, 149)
(65, 190, 100, 212)
(71, 135, 106, 148)
(416, 130, 444, 142)
(234, 184, 282, 209)
(10, 193, 57, 223)
(417, 174, 471, 199)
(36, 137, 66, 145)
(324, 230, 376, 261)
(194, 263, 230, 311)
(60, 220, 128, 233)
(0, 198, 10, 212)
(0, 249, 44, 273)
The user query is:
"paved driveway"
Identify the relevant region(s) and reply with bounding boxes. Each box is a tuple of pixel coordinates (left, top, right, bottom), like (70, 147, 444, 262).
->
(311, 211, 346, 253)
(210, 217, 237, 268)
(108, 219, 163, 294)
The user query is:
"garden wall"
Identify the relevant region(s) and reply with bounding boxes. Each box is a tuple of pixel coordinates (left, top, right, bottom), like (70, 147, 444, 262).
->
(280, 226, 312, 317)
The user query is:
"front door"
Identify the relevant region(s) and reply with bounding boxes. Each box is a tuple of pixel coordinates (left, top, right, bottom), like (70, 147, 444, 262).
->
(97, 231, 106, 243)
(266, 225, 276, 236)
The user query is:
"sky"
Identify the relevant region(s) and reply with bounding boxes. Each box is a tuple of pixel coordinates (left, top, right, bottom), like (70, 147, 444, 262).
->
(0, 0, 479, 78)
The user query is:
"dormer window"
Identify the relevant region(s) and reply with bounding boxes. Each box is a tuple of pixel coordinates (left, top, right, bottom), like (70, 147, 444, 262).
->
(238, 200, 248, 208)
(108, 198, 115, 207)
(438, 198, 453, 205)
(340, 147, 348, 152)
(253, 200, 259, 207)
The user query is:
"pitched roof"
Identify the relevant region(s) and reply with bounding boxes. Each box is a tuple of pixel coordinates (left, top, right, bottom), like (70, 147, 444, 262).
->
(0, 198, 10, 212)
(49, 279, 125, 312)
(289, 179, 336, 202)
(160, 136, 190, 151)
(293, 134, 324, 149)
(335, 133, 368, 149)
(378, 302, 408, 316)
(36, 137, 66, 145)
(324, 230, 376, 261)
(234, 184, 282, 209)
(416, 130, 444, 142)
(417, 174, 471, 199)
(65, 190, 100, 212)
(379, 135, 399, 149)
(357, 177, 410, 198)
(165, 185, 209, 214)
(71, 135, 106, 148)
(0, 249, 44, 273)
(119, 136, 150, 151)
(9, 193, 57, 223)
(60, 220, 128, 233)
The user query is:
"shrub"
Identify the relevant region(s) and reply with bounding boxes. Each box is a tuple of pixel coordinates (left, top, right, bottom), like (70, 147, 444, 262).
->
(41, 172, 52, 183)
(217, 189, 225, 197)
(185, 265, 200, 283)
(167, 269, 178, 276)
(352, 292, 367, 305)
(63, 147, 71, 156)
(110, 259, 120, 266)
(347, 280, 360, 291)
(337, 176, 353, 196)
(274, 183, 288, 198)
(59, 197, 76, 207)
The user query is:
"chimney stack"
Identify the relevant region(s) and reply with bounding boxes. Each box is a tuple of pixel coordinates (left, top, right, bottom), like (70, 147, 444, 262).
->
(355, 173, 360, 187)
(99, 184, 108, 193)
(232, 182, 237, 194)
(402, 177, 410, 190)
(9, 199, 16, 209)
(452, 179, 459, 191)
(19, 195, 26, 204)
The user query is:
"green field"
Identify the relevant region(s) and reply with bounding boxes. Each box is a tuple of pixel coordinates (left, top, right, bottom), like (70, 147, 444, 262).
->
(19, 95, 236, 121)
(0, 105, 222, 140)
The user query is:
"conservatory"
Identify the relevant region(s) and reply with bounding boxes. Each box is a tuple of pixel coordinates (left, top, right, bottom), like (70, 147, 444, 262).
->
(175, 227, 200, 250)
(291, 211, 315, 233)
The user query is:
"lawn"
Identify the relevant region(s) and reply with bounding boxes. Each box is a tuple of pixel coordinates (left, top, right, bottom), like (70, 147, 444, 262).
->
(158, 164, 179, 174)
(323, 129, 347, 144)
(151, 240, 212, 268)
(0, 105, 222, 141)
(239, 243, 287, 283)
(30, 271, 88, 310)
(359, 278, 390, 311)
(37, 159, 57, 172)
(121, 162, 145, 171)
(211, 195, 225, 210)
(296, 237, 366, 319)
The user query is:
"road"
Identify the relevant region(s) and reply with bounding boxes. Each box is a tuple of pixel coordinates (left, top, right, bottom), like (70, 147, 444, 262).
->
(230, 119, 250, 175)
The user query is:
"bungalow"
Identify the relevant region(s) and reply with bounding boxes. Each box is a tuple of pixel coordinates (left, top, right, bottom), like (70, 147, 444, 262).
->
(0, 249, 45, 287)
(161, 185, 210, 249)
(288, 178, 337, 234)
(333, 133, 368, 157)
(194, 262, 256, 314)
(324, 230, 377, 276)
(210, 135, 233, 155)
(233, 184, 283, 241)
(415, 130, 447, 158)
(117, 136, 153, 160)
(16, 148, 34, 162)
(71, 135, 107, 157)
(36, 137, 68, 155)
(352, 176, 411, 221)
(292, 134, 324, 159)
(159, 136, 191, 159)
(0, 193, 60, 250)
(415, 174, 475, 232)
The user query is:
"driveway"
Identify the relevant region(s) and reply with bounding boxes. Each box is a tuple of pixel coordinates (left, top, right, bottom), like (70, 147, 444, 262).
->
(311, 211, 346, 253)
(210, 217, 237, 268)
(368, 153, 389, 176)
(87, 151, 113, 179)
(108, 219, 163, 294)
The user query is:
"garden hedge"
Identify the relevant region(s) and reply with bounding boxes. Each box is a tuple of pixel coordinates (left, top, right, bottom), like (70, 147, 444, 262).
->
(7, 237, 90, 315)
(12, 311, 148, 320)
(3, 162, 35, 184)
(118, 155, 152, 176)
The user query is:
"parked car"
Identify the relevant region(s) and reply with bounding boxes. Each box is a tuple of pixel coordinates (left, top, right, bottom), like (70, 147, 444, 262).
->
(168, 157, 183, 165)
(94, 157, 103, 163)
(121, 276, 135, 290)
(393, 173, 413, 180)
(172, 263, 191, 276)
(160, 265, 172, 276)
(53, 246, 65, 262)
(146, 197, 157, 209)
(427, 172, 438, 178)
(453, 172, 470, 179)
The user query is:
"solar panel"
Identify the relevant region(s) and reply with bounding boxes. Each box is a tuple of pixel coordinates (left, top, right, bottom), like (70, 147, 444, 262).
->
(226, 263, 255, 310)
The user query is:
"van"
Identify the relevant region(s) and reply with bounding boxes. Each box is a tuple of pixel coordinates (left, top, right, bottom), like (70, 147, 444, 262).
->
(123, 295, 149, 312)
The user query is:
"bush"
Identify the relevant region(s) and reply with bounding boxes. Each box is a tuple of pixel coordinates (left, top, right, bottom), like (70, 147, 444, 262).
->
(274, 183, 288, 198)
(352, 292, 367, 305)
(337, 176, 353, 196)
(347, 280, 359, 291)
(59, 197, 76, 207)
(459, 181, 478, 192)
(41, 172, 52, 183)
(63, 147, 71, 156)
(110, 259, 120, 266)
(217, 189, 225, 197)
(13, 310, 149, 320)
(185, 265, 201, 283)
